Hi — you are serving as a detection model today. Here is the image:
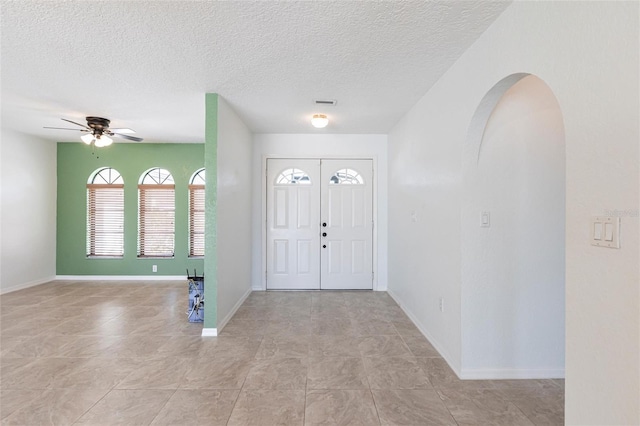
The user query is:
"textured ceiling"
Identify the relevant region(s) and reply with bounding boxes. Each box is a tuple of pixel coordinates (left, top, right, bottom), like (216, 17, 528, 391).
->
(1, 1, 510, 143)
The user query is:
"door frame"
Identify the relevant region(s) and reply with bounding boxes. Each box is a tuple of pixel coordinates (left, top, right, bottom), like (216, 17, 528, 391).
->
(260, 155, 380, 291)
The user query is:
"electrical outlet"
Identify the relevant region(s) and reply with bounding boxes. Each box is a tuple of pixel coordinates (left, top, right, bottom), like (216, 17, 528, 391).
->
(481, 211, 490, 228)
(439, 297, 444, 312)
(152, 265, 157, 273)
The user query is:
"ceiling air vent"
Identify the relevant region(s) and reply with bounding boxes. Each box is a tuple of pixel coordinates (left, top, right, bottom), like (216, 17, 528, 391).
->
(314, 99, 337, 106)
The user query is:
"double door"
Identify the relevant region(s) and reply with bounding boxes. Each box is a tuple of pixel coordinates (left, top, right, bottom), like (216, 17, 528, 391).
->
(266, 158, 373, 290)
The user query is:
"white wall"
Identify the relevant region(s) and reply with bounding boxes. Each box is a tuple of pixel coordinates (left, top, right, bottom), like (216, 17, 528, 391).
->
(388, 2, 638, 424)
(216, 97, 253, 327)
(252, 133, 388, 291)
(1, 129, 57, 293)
(462, 75, 565, 378)
(387, 76, 464, 372)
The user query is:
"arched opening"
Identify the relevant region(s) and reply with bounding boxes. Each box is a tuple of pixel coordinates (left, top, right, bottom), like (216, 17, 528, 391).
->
(461, 74, 566, 378)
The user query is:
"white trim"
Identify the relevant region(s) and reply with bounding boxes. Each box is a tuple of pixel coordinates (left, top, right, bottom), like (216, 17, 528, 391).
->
(201, 328, 218, 337)
(261, 154, 268, 291)
(369, 156, 379, 291)
(55, 275, 186, 281)
(387, 288, 460, 375)
(1, 275, 57, 294)
(261, 155, 380, 291)
(217, 287, 252, 332)
(460, 368, 565, 380)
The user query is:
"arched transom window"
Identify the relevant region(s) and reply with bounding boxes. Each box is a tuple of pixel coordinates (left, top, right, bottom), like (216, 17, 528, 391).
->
(140, 167, 175, 185)
(329, 168, 364, 185)
(276, 168, 311, 185)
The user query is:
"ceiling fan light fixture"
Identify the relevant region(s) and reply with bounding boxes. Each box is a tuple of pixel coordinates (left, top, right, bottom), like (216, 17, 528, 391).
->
(46, 116, 143, 145)
(94, 134, 113, 148)
(81, 133, 94, 145)
(311, 114, 329, 129)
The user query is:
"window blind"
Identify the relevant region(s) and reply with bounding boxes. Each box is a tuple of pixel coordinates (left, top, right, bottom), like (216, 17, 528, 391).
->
(189, 184, 205, 257)
(138, 184, 175, 257)
(87, 184, 124, 257)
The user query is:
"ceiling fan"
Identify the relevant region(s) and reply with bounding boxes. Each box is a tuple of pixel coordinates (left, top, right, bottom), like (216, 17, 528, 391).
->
(45, 116, 143, 147)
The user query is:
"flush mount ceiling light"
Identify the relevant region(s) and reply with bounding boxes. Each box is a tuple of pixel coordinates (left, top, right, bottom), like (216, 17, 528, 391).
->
(311, 114, 329, 128)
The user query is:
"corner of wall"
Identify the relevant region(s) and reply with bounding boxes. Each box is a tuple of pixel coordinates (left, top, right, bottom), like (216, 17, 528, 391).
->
(1, 129, 57, 291)
(387, 288, 461, 375)
(204, 93, 219, 329)
(215, 95, 254, 325)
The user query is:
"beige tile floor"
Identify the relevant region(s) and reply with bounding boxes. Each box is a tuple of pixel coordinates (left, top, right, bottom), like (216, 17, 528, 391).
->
(0, 280, 564, 425)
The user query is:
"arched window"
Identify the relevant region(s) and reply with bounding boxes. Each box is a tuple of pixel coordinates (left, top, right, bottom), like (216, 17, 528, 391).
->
(276, 168, 311, 185)
(189, 169, 205, 257)
(138, 168, 175, 257)
(87, 167, 124, 257)
(329, 168, 364, 185)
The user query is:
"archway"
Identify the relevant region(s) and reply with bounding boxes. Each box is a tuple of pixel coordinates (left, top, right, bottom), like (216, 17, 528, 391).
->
(461, 74, 566, 378)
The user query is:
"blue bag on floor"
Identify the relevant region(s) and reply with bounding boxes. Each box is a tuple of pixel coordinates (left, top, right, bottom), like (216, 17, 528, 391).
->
(187, 270, 204, 322)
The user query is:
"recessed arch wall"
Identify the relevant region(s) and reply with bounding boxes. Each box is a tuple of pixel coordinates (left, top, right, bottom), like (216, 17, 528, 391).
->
(461, 74, 565, 378)
(387, 2, 638, 423)
(464, 73, 530, 163)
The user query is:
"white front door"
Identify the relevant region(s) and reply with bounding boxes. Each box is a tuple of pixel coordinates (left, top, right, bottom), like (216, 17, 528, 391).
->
(266, 159, 321, 290)
(320, 159, 373, 290)
(266, 158, 373, 290)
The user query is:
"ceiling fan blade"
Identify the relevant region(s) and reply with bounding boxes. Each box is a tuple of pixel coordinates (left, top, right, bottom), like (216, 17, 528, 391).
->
(61, 118, 90, 129)
(109, 128, 135, 134)
(43, 126, 87, 131)
(113, 133, 143, 142)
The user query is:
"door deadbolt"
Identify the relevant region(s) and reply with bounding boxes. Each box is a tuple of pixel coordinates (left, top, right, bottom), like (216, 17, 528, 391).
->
(322, 245, 327, 248)
(322, 232, 327, 237)
(322, 222, 327, 227)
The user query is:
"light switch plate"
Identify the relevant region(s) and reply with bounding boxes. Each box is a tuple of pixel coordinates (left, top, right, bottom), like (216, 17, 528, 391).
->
(591, 216, 620, 248)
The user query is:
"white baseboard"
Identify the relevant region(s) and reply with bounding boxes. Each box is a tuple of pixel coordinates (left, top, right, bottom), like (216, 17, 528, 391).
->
(387, 288, 461, 375)
(1, 275, 57, 295)
(387, 288, 566, 381)
(217, 287, 252, 332)
(252, 286, 385, 291)
(460, 368, 565, 380)
(201, 328, 218, 337)
(56, 275, 187, 281)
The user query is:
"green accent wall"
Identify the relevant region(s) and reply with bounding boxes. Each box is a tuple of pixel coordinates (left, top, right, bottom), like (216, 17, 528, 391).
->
(57, 143, 205, 276)
(204, 93, 218, 329)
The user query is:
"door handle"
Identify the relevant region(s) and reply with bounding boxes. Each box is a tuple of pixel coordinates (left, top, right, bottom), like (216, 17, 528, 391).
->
(322, 245, 327, 248)
(322, 232, 327, 237)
